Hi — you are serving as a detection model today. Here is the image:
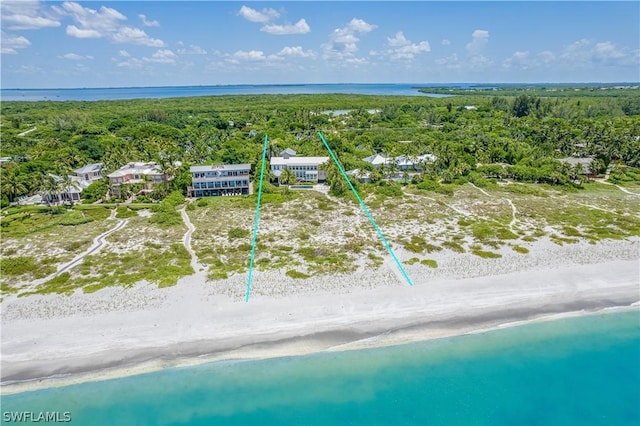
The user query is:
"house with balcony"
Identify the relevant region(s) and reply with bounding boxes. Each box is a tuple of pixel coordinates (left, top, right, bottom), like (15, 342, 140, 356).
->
(74, 163, 103, 183)
(188, 164, 251, 197)
(107, 162, 168, 196)
(270, 149, 329, 184)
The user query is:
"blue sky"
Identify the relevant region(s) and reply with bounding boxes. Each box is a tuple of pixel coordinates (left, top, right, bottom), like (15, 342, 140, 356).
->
(1, 1, 638, 88)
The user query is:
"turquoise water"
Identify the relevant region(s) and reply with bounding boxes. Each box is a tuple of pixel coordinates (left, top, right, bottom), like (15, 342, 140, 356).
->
(3, 310, 639, 426)
(0, 84, 453, 102)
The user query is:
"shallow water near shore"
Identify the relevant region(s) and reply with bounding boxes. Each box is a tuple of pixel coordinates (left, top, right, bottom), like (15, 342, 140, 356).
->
(3, 310, 639, 426)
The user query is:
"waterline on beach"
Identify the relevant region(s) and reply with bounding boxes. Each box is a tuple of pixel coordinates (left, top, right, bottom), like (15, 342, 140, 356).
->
(2, 309, 639, 425)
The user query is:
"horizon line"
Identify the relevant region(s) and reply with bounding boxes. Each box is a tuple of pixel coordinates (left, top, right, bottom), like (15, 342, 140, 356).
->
(2, 81, 639, 91)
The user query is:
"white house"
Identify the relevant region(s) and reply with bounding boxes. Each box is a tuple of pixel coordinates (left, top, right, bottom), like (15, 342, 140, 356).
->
(107, 162, 169, 196)
(271, 149, 329, 183)
(363, 153, 437, 170)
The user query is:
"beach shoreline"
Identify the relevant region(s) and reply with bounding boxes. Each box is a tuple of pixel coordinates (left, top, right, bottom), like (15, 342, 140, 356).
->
(2, 256, 639, 395)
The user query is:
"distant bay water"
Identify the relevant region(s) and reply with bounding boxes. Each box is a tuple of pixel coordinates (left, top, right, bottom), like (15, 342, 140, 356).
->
(0, 83, 454, 102)
(3, 310, 639, 426)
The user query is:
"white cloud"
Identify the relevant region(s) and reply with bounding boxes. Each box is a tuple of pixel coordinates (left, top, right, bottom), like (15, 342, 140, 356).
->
(277, 46, 315, 58)
(66, 25, 101, 38)
(144, 49, 177, 64)
(117, 58, 143, 69)
(59, 52, 84, 60)
(1, 32, 31, 54)
(466, 29, 489, 54)
(377, 32, 431, 61)
(139, 14, 159, 27)
(435, 53, 463, 70)
(261, 19, 310, 35)
(177, 44, 207, 55)
(346, 18, 376, 33)
(112, 27, 164, 47)
(387, 32, 409, 47)
(61, 2, 164, 47)
(594, 41, 626, 60)
(119, 49, 130, 57)
(237, 5, 279, 23)
(442, 39, 451, 46)
(228, 50, 270, 62)
(323, 18, 376, 61)
(1, 1, 61, 30)
(502, 51, 530, 69)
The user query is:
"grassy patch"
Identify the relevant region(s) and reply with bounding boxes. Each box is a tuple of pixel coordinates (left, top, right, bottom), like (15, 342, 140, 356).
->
(442, 240, 465, 253)
(420, 259, 438, 268)
(405, 257, 420, 265)
(115, 206, 138, 218)
(286, 269, 310, 279)
(228, 227, 250, 240)
(471, 249, 502, 259)
(512, 245, 529, 254)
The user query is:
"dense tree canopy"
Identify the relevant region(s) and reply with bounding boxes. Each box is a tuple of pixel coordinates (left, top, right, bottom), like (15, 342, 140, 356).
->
(1, 89, 639, 206)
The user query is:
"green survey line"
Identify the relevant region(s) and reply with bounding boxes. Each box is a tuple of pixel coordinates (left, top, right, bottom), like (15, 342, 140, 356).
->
(317, 132, 413, 287)
(246, 134, 269, 302)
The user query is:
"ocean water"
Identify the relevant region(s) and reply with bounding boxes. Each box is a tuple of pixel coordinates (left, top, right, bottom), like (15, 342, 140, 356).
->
(3, 310, 639, 426)
(0, 83, 453, 102)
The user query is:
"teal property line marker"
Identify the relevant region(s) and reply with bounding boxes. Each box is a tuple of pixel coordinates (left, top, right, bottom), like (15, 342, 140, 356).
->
(317, 132, 413, 287)
(246, 134, 269, 302)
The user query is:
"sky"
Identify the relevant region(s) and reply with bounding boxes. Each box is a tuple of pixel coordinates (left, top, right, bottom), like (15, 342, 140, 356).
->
(1, 1, 638, 88)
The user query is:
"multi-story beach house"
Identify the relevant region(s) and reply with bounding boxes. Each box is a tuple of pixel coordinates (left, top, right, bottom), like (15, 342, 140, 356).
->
(107, 162, 169, 196)
(74, 163, 103, 182)
(271, 148, 329, 184)
(188, 164, 251, 197)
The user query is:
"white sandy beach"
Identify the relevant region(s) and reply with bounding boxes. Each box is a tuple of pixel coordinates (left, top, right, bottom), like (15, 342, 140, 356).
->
(1, 237, 639, 394)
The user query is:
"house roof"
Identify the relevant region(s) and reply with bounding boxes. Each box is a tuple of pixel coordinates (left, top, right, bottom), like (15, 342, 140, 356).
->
(363, 153, 390, 166)
(279, 148, 297, 157)
(363, 153, 437, 166)
(271, 156, 329, 166)
(190, 164, 250, 172)
(74, 163, 103, 174)
(561, 157, 594, 167)
(107, 162, 163, 178)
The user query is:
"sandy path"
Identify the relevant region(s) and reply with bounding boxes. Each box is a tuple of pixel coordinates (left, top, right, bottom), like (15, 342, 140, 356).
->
(595, 179, 640, 196)
(27, 212, 127, 289)
(17, 127, 36, 137)
(180, 207, 199, 271)
(468, 183, 519, 231)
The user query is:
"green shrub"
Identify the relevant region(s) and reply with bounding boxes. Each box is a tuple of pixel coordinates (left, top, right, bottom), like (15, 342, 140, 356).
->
(115, 206, 138, 218)
(196, 198, 208, 207)
(286, 269, 310, 279)
(417, 179, 440, 191)
(228, 228, 250, 240)
(512, 245, 529, 254)
(471, 249, 502, 259)
(1, 256, 37, 276)
(443, 241, 465, 253)
(420, 259, 438, 268)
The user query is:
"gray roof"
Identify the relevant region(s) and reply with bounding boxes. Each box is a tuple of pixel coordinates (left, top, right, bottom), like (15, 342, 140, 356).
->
(74, 163, 103, 174)
(561, 157, 594, 167)
(280, 148, 297, 157)
(190, 164, 250, 172)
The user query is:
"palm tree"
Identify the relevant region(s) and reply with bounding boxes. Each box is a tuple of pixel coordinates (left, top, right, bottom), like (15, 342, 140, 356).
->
(279, 167, 297, 185)
(40, 174, 60, 206)
(60, 173, 81, 204)
(1, 170, 27, 203)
